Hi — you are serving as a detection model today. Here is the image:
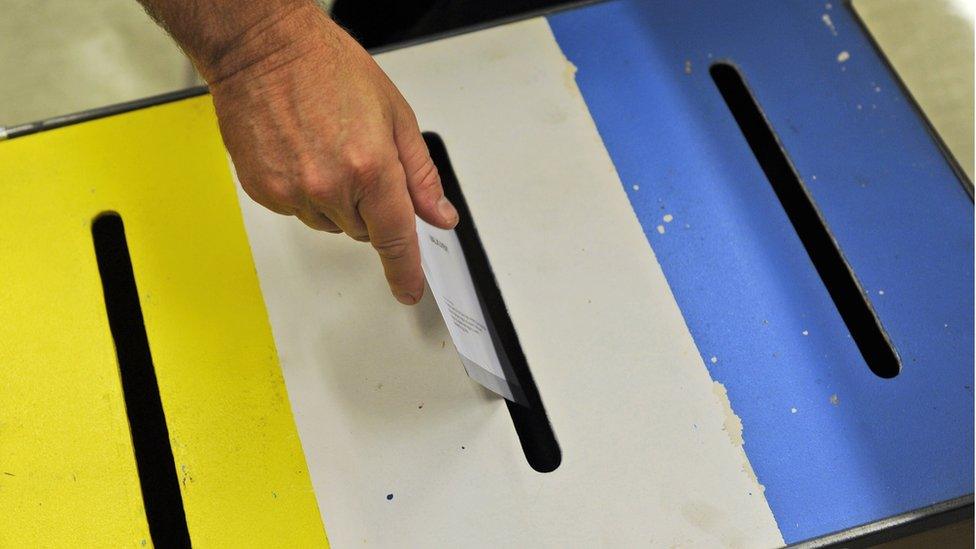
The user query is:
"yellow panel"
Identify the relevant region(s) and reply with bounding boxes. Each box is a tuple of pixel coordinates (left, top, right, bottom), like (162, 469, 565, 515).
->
(0, 96, 328, 547)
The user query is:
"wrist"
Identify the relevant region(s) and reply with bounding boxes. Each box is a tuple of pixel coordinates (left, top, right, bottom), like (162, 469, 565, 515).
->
(189, 0, 326, 85)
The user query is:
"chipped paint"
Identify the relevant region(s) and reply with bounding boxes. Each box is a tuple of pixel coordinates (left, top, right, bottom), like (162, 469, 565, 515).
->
(712, 382, 744, 446)
(712, 382, 766, 495)
(562, 58, 579, 94)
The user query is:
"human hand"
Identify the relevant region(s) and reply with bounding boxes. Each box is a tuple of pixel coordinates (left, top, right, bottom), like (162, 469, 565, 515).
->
(196, 3, 458, 304)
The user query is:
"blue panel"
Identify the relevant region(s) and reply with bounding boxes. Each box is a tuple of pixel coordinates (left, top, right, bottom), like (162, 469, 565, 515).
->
(549, 0, 973, 542)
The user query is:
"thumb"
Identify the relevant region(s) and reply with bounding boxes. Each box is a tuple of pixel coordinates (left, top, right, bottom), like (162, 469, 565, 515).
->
(394, 108, 459, 229)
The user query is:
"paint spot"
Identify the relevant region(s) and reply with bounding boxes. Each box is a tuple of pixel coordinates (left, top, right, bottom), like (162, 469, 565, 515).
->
(874, 85, 882, 93)
(826, 2, 833, 9)
(272, 491, 278, 499)
(386, 493, 394, 501)
(663, 214, 674, 223)
(684, 60, 692, 74)
(812, 174, 817, 180)
(710, 356, 718, 364)
(712, 382, 743, 445)
(837, 50, 850, 63)
(878, 290, 885, 295)
(418, 403, 424, 410)
(821, 14, 837, 35)
(712, 382, 766, 494)
(441, 340, 446, 349)
(802, 330, 809, 336)
(857, 104, 863, 110)
(461, 446, 466, 450)
(562, 59, 579, 94)
(791, 407, 798, 414)
(180, 463, 194, 487)
(656, 224, 665, 235)
(830, 394, 840, 406)
(632, 184, 640, 191)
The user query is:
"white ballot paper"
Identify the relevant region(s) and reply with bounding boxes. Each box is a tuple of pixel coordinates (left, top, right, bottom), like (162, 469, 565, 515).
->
(416, 217, 520, 402)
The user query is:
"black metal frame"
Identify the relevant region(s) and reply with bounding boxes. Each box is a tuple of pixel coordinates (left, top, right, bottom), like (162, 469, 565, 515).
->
(2, 2, 971, 546)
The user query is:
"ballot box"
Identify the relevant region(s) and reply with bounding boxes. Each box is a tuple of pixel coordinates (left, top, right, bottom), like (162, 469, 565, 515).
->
(1, 1, 971, 546)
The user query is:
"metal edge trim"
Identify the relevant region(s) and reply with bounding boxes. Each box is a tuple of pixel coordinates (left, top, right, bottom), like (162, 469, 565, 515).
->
(789, 494, 974, 548)
(1, 86, 209, 140)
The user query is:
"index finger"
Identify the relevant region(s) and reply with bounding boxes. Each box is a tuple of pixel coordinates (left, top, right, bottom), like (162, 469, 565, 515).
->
(359, 166, 425, 305)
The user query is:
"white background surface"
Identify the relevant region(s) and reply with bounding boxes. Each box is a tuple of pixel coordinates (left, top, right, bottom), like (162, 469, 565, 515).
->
(237, 19, 783, 547)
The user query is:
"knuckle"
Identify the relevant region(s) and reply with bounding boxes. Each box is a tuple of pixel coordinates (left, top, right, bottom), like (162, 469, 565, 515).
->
(343, 146, 398, 185)
(241, 178, 295, 214)
(372, 235, 414, 261)
(311, 213, 340, 232)
(411, 158, 441, 194)
(305, 181, 341, 206)
(345, 151, 385, 183)
(263, 179, 298, 207)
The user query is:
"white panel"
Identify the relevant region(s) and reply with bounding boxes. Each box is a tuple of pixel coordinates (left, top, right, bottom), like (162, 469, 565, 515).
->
(236, 18, 783, 548)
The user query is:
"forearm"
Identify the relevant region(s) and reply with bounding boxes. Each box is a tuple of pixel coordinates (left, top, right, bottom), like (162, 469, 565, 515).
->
(137, 0, 326, 83)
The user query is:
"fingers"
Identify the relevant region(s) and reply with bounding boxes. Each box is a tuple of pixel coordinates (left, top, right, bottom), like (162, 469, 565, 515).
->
(235, 106, 431, 306)
(394, 107, 459, 230)
(357, 165, 425, 305)
(301, 167, 369, 239)
(295, 210, 342, 233)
